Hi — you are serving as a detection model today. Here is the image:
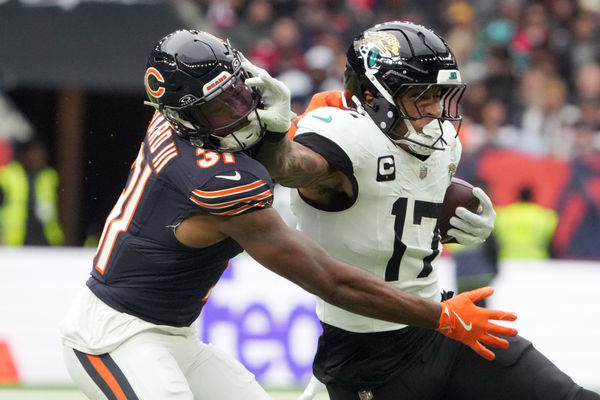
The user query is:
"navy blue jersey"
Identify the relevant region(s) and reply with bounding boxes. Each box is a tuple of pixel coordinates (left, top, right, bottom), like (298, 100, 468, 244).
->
(87, 112, 274, 327)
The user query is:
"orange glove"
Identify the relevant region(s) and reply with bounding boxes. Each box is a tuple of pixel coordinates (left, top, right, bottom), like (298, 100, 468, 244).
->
(436, 287, 518, 361)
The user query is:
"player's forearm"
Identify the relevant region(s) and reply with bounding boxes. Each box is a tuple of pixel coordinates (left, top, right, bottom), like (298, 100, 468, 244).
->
(255, 136, 292, 180)
(256, 138, 330, 188)
(322, 261, 442, 330)
(231, 213, 443, 330)
(270, 231, 442, 330)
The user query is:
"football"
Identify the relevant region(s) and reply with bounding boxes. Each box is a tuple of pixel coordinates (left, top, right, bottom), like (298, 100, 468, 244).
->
(439, 177, 480, 243)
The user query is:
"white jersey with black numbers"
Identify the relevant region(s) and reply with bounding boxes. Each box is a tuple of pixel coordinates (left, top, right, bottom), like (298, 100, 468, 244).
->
(291, 106, 461, 333)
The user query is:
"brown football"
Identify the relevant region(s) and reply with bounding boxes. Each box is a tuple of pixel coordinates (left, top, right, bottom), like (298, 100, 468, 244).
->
(439, 177, 480, 243)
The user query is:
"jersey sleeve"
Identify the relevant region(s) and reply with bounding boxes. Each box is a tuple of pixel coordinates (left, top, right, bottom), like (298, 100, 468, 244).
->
(188, 172, 274, 216)
(293, 106, 374, 171)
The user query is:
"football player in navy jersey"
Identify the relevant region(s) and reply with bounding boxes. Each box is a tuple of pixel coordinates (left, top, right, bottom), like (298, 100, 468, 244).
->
(249, 22, 600, 400)
(59, 29, 517, 400)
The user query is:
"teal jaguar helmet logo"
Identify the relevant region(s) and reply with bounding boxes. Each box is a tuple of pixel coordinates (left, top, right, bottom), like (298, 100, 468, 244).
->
(359, 31, 402, 72)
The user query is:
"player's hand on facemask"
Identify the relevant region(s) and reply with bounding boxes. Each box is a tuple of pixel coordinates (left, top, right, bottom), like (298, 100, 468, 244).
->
(242, 58, 296, 134)
(447, 187, 495, 246)
(436, 287, 518, 361)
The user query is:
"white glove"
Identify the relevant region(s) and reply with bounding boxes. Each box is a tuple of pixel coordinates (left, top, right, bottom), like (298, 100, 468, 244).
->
(242, 58, 296, 133)
(297, 375, 325, 400)
(447, 187, 496, 246)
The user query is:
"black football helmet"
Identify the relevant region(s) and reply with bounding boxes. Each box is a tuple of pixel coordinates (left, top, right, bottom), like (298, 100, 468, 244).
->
(345, 21, 466, 155)
(144, 29, 264, 151)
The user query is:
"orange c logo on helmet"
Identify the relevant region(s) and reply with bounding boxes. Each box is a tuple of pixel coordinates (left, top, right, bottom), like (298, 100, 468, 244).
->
(145, 67, 166, 98)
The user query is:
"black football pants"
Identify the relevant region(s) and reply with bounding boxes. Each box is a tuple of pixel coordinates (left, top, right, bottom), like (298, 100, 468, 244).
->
(324, 335, 599, 400)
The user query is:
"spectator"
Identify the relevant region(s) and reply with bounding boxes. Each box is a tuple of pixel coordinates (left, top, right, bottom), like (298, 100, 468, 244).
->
(546, 0, 576, 79)
(205, 0, 236, 32)
(519, 73, 579, 158)
(510, 3, 550, 72)
(276, 68, 313, 114)
(574, 62, 600, 103)
(0, 93, 34, 166)
(494, 186, 558, 260)
(444, 2, 477, 70)
(567, 11, 600, 75)
(0, 139, 10, 167)
(304, 45, 344, 93)
(461, 99, 520, 155)
(458, 80, 489, 125)
(0, 138, 64, 246)
(248, 17, 305, 75)
(577, 97, 600, 131)
(483, 46, 520, 114)
(571, 121, 600, 159)
(552, 122, 600, 258)
(227, 0, 274, 53)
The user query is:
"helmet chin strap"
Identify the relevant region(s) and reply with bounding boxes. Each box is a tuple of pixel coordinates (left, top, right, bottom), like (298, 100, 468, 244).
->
(392, 119, 445, 156)
(214, 114, 264, 151)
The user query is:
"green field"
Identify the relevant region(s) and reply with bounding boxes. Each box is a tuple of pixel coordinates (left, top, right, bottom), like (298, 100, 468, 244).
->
(0, 386, 330, 400)
(1, 384, 598, 399)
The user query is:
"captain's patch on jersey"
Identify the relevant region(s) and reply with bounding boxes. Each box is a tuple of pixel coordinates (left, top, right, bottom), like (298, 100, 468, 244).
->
(376, 155, 395, 181)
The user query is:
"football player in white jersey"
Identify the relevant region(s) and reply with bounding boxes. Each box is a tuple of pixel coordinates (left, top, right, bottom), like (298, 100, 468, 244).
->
(248, 21, 599, 400)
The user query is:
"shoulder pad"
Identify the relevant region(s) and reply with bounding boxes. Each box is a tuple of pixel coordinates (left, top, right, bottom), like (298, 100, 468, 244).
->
(296, 107, 370, 143)
(288, 90, 352, 139)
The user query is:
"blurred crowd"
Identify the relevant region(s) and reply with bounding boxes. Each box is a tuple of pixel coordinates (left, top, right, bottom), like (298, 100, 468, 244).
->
(172, 0, 600, 161)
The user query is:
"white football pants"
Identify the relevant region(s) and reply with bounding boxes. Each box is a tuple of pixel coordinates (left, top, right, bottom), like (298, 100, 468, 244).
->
(62, 329, 272, 400)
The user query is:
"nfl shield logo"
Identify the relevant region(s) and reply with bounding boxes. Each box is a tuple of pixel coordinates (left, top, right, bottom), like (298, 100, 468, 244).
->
(448, 163, 457, 180)
(358, 389, 373, 400)
(419, 165, 428, 179)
